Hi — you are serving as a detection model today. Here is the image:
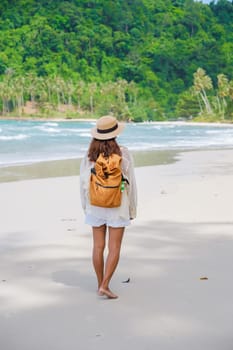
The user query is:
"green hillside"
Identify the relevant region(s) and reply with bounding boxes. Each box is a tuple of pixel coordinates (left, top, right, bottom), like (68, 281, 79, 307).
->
(0, 0, 232, 121)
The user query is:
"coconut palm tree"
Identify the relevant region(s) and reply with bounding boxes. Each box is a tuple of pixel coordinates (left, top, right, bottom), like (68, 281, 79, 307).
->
(193, 68, 213, 115)
(25, 73, 38, 103)
(216, 74, 229, 117)
(127, 81, 138, 106)
(229, 80, 233, 100)
(88, 82, 97, 114)
(14, 76, 25, 116)
(75, 80, 85, 111)
(65, 80, 75, 108)
(0, 81, 10, 115)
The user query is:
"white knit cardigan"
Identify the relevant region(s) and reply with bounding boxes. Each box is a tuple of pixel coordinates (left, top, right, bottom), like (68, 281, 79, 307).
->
(79, 146, 137, 221)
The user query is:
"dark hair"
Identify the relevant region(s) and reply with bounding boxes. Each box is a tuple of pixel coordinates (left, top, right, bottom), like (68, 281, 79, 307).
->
(88, 138, 122, 162)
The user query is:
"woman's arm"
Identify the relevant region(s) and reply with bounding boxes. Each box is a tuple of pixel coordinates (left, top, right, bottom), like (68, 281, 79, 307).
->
(121, 147, 137, 219)
(79, 155, 92, 212)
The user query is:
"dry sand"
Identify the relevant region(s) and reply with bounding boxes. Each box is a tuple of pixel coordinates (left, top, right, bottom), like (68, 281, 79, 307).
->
(0, 149, 233, 350)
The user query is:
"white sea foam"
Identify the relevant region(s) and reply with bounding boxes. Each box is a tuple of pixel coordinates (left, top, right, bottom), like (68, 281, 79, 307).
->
(64, 128, 90, 133)
(126, 142, 162, 150)
(218, 137, 233, 145)
(79, 132, 91, 137)
(206, 130, 223, 134)
(152, 125, 162, 130)
(206, 129, 233, 135)
(161, 124, 177, 129)
(44, 127, 62, 133)
(40, 126, 61, 133)
(33, 125, 61, 133)
(0, 134, 29, 141)
(44, 122, 59, 127)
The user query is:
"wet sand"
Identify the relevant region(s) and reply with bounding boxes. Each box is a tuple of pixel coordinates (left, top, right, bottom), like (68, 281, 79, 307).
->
(0, 150, 178, 183)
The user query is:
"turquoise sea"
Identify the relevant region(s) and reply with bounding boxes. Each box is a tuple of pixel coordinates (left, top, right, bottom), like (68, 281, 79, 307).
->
(1, 119, 233, 167)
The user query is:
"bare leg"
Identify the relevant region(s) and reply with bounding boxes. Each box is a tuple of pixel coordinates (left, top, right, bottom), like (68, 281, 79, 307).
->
(99, 226, 125, 299)
(92, 224, 106, 291)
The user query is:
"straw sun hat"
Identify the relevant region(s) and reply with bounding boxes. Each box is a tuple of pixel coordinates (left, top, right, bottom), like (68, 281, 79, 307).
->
(91, 116, 125, 140)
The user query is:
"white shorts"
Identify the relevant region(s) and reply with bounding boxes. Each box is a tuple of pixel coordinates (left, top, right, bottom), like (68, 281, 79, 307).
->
(85, 213, 131, 228)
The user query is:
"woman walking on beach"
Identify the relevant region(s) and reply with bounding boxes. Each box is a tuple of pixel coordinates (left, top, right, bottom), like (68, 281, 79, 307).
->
(80, 116, 137, 299)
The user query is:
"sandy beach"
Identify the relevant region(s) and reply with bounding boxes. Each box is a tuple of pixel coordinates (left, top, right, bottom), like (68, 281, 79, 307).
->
(0, 148, 233, 350)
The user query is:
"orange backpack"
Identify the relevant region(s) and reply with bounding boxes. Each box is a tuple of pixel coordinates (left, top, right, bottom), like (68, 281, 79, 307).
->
(89, 153, 123, 208)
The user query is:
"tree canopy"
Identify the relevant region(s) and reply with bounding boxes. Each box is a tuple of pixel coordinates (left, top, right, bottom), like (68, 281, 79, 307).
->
(0, 0, 232, 121)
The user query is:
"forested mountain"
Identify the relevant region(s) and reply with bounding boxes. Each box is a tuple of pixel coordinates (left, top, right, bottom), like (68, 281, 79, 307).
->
(0, 0, 232, 121)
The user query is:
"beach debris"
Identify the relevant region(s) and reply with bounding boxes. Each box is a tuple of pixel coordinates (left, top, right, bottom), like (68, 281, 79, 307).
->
(67, 228, 76, 231)
(160, 190, 167, 195)
(2, 279, 6, 282)
(122, 278, 130, 283)
(199, 277, 208, 280)
(95, 334, 101, 337)
(61, 218, 77, 222)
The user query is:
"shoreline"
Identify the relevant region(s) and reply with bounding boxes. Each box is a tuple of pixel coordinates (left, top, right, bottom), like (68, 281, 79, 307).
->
(0, 116, 233, 126)
(0, 116, 97, 122)
(0, 149, 179, 183)
(0, 148, 233, 183)
(1, 147, 233, 183)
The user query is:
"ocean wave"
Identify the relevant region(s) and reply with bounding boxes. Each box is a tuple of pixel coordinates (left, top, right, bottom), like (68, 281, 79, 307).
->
(64, 128, 90, 133)
(43, 127, 62, 133)
(44, 122, 59, 127)
(126, 142, 163, 150)
(0, 134, 29, 141)
(160, 124, 177, 129)
(215, 137, 233, 145)
(206, 129, 233, 135)
(34, 126, 62, 133)
(34, 127, 90, 135)
(127, 137, 233, 150)
(206, 130, 223, 135)
(1, 121, 233, 167)
(79, 132, 91, 137)
(152, 126, 162, 130)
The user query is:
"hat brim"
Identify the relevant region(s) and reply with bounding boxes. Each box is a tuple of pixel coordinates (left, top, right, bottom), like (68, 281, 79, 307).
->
(91, 122, 125, 140)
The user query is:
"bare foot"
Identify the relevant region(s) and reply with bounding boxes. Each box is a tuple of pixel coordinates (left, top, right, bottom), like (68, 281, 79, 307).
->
(98, 287, 118, 299)
(97, 289, 104, 296)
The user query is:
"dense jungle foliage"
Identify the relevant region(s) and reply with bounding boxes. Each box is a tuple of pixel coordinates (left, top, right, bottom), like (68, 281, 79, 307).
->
(0, 0, 232, 121)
